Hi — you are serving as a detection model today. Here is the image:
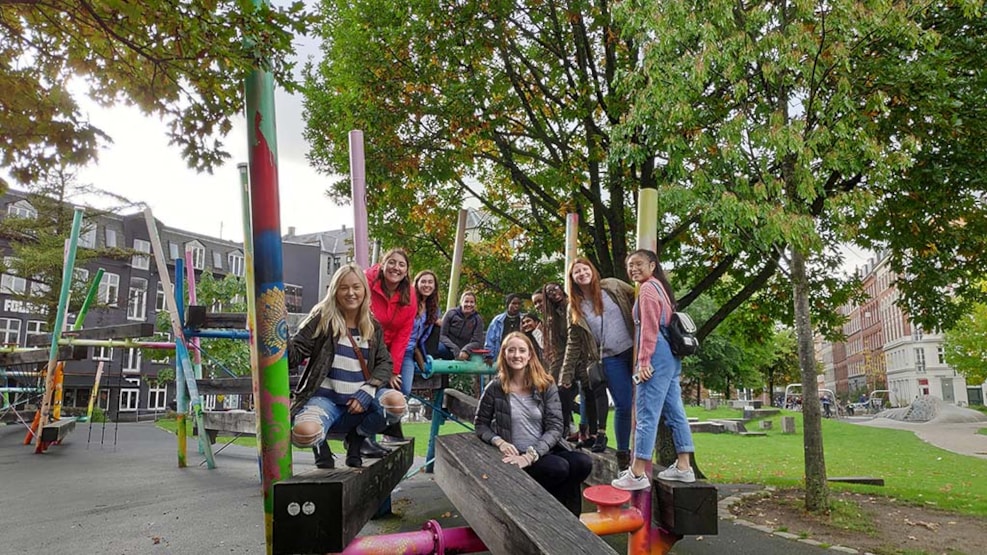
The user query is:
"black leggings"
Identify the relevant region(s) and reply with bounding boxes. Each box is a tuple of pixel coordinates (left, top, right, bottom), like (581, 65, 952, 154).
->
(582, 382, 609, 434)
(525, 449, 594, 516)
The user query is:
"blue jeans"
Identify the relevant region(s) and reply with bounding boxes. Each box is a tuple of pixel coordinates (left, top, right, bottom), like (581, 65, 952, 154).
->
(399, 350, 416, 396)
(293, 388, 402, 445)
(634, 333, 695, 461)
(603, 349, 633, 451)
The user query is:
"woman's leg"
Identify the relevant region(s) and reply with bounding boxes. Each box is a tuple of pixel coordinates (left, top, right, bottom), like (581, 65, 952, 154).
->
(399, 350, 416, 396)
(630, 341, 676, 474)
(291, 397, 345, 468)
(660, 361, 695, 462)
(589, 383, 610, 452)
(603, 350, 634, 452)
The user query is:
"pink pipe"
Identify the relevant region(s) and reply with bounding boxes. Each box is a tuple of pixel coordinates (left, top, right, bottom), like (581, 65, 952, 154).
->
(349, 130, 369, 268)
(339, 520, 486, 555)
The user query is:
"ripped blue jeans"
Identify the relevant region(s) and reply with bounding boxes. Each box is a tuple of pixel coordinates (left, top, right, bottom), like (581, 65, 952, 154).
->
(293, 388, 404, 446)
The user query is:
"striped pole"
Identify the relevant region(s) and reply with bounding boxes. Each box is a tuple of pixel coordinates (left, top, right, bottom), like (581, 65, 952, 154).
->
(34, 208, 83, 452)
(350, 130, 369, 267)
(244, 5, 291, 549)
(446, 209, 468, 312)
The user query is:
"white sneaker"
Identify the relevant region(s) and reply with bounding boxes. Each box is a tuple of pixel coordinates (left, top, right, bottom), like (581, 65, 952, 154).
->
(612, 469, 651, 491)
(657, 465, 696, 483)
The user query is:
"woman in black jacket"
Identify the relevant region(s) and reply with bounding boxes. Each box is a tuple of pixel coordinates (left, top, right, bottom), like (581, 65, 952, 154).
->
(475, 332, 592, 515)
(289, 263, 407, 468)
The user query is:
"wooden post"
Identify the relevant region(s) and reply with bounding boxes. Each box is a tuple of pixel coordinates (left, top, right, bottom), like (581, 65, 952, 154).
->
(349, 130, 369, 268)
(782, 416, 796, 434)
(446, 209, 468, 312)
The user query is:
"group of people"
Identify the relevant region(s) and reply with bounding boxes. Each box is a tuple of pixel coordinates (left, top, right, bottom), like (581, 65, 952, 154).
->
(286, 246, 697, 511)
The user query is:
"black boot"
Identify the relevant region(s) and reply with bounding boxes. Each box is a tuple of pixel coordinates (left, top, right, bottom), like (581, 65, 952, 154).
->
(616, 450, 631, 471)
(344, 430, 363, 468)
(591, 433, 608, 453)
(312, 440, 335, 469)
(361, 437, 390, 458)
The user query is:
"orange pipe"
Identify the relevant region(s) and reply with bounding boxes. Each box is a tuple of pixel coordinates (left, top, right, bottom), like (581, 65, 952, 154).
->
(580, 506, 645, 536)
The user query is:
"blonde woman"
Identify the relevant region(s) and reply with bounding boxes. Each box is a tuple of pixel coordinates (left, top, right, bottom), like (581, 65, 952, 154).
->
(289, 263, 407, 468)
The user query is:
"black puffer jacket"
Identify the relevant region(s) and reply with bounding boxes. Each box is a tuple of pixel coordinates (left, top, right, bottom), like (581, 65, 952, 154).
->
(288, 315, 393, 416)
(474, 378, 565, 458)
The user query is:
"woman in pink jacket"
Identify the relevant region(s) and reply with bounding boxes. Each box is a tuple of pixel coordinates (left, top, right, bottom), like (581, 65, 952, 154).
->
(364, 248, 417, 451)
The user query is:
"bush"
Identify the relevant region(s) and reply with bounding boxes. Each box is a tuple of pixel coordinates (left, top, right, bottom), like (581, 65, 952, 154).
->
(89, 407, 108, 423)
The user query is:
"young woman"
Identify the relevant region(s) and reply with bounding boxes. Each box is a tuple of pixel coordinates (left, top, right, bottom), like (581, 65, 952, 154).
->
(404, 270, 442, 391)
(561, 258, 636, 468)
(474, 332, 593, 516)
(288, 263, 407, 468)
(541, 282, 574, 436)
(364, 249, 417, 449)
(612, 249, 696, 490)
(438, 291, 485, 360)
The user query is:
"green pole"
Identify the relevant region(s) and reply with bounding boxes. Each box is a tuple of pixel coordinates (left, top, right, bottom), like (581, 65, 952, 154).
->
(72, 268, 105, 331)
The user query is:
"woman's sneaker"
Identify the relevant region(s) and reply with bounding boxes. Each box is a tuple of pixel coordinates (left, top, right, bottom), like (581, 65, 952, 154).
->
(612, 469, 650, 491)
(657, 465, 696, 483)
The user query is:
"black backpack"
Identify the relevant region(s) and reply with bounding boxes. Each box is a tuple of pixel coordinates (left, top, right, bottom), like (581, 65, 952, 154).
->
(649, 282, 700, 358)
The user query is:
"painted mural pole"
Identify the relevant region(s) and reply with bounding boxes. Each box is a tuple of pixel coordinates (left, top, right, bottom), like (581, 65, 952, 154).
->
(243, 7, 291, 550)
(33, 208, 83, 452)
(238, 162, 265, 479)
(446, 209, 468, 312)
(349, 130, 369, 268)
(564, 212, 579, 295)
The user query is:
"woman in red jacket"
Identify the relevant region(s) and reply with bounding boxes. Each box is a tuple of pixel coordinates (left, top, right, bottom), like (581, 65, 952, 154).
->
(364, 248, 417, 451)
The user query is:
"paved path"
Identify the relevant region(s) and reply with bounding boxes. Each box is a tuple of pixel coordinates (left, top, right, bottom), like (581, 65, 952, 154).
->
(1, 421, 833, 555)
(848, 416, 987, 459)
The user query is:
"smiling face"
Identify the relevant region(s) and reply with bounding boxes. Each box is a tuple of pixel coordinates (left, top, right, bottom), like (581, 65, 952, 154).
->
(335, 270, 366, 317)
(416, 272, 436, 297)
(460, 293, 477, 315)
(521, 316, 537, 332)
(544, 284, 564, 304)
(626, 253, 656, 284)
(570, 262, 594, 287)
(501, 336, 532, 374)
(531, 292, 544, 313)
(382, 252, 409, 288)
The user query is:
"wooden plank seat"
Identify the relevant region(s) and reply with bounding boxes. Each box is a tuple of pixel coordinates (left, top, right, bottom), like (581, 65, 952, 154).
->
(828, 476, 885, 486)
(40, 418, 76, 443)
(651, 466, 719, 536)
(272, 439, 415, 554)
(435, 432, 616, 555)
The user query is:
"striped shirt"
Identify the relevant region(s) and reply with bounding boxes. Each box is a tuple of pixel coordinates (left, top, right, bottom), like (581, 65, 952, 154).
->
(315, 330, 375, 405)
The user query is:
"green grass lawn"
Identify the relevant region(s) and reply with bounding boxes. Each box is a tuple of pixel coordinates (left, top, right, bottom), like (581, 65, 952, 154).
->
(156, 405, 987, 518)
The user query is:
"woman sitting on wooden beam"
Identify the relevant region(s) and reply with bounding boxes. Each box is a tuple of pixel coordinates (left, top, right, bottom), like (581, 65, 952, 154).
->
(288, 263, 407, 469)
(475, 332, 592, 515)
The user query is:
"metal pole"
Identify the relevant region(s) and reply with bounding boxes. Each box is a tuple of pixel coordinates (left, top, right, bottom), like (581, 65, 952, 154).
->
(350, 130, 369, 268)
(564, 213, 579, 295)
(446, 209, 468, 312)
(636, 188, 659, 254)
(239, 162, 264, 478)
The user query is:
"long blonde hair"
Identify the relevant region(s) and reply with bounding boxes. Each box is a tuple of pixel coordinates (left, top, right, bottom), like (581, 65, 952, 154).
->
(300, 263, 375, 341)
(497, 332, 554, 394)
(567, 257, 603, 325)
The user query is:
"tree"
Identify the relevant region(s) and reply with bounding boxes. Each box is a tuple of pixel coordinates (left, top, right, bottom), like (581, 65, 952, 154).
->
(1, 0, 312, 183)
(943, 300, 987, 386)
(759, 328, 801, 405)
(0, 168, 137, 327)
(617, 0, 987, 512)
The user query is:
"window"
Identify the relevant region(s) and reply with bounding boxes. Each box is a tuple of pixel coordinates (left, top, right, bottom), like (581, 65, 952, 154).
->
(915, 347, 926, 373)
(132, 239, 151, 270)
(151, 332, 171, 363)
(937, 346, 946, 365)
(7, 200, 37, 219)
(63, 389, 76, 408)
(78, 225, 97, 249)
(93, 346, 114, 361)
(168, 242, 180, 261)
(155, 282, 168, 311)
(912, 326, 923, 341)
(119, 389, 139, 412)
(26, 320, 46, 341)
(127, 277, 148, 321)
(185, 242, 205, 270)
(74, 268, 89, 284)
(213, 251, 223, 269)
(98, 389, 110, 410)
(2, 257, 27, 295)
(31, 280, 50, 296)
(285, 284, 304, 313)
(98, 273, 120, 306)
(228, 252, 245, 277)
(105, 228, 118, 248)
(123, 347, 142, 373)
(0, 318, 21, 345)
(148, 387, 168, 410)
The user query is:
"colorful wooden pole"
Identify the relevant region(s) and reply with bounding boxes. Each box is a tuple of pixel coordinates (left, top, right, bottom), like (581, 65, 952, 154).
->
(564, 212, 579, 294)
(349, 130, 369, 268)
(184, 250, 204, 381)
(446, 209, 468, 313)
(54, 268, 104, 421)
(238, 162, 265, 478)
(85, 361, 105, 421)
(243, 7, 291, 549)
(636, 188, 659, 254)
(34, 208, 83, 452)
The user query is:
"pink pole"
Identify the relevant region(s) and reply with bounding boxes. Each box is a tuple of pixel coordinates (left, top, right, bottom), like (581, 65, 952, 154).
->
(349, 130, 369, 268)
(338, 521, 486, 555)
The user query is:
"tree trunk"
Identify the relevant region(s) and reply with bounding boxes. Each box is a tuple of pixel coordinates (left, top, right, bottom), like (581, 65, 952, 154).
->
(791, 248, 829, 512)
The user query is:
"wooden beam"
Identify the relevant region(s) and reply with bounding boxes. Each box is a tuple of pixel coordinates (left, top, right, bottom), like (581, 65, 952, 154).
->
(272, 440, 415, 554)
(828, 476, 885, 486)
(442, 388, 478, 422)
(0, 346, 85, 366)
(185, 305, 247, 330)
(26, 323, 157, 346)
(653, 467, 719, 535)
(40, 418, 76, 443)
(435, 433, 615, 555)
(195, 377, 298, 395)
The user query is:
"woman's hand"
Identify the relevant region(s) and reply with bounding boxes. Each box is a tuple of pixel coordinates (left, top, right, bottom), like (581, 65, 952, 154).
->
(456, 351, 470, 361)
(495, 439, 519, 456)
(502, 453, 533, 468)
(346, 397, 366, 414)
(389, 374, 402, 389)
(637, 364, 654, 383)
